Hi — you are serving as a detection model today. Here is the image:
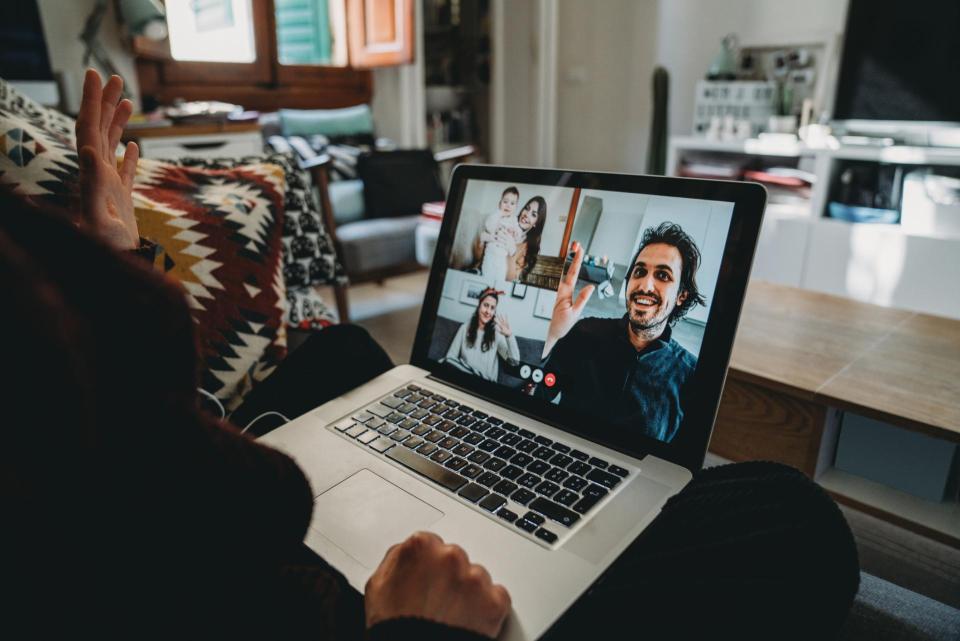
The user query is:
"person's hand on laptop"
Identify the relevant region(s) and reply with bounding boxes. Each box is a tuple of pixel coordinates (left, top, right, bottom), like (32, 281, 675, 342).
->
(542, 241, 595, 359)
(365, 531, 511, 638)
(76, 68, 140, 251)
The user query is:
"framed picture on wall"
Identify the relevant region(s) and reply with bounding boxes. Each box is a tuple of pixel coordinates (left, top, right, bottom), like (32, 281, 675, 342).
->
(534, 288, 556, 319)
(459, 279, 488, 305)
(511, 281, 527, 299)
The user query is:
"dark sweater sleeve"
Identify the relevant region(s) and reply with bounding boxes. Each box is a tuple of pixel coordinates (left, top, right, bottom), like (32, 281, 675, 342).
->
(367, 618, 493, 641)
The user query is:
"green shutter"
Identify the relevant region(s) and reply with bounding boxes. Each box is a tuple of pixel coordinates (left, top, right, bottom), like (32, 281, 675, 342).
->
(275, 0, 332, 65)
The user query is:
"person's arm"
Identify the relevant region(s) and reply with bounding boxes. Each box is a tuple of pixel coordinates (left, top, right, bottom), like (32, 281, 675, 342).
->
(541, 241, 594, 359)
(446, 323, 467, 361)
(75, 69, 140, 251)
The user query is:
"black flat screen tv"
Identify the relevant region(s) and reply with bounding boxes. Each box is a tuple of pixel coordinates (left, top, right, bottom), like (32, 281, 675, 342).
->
(833, 0, 960, 126)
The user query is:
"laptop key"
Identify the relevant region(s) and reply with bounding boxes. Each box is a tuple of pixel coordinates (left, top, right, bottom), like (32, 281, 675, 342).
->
(458, 483, 489, 503)
(438, 437, 459, 450)
(457, 416, 478, 428)
(417, 443, 439, 456)
(393, 389, 413, 399)
(545, 467, 569, 483)
(500, 433, 521, 446)
(410, 409, 430, 420)
(463, 433, 484, 446)
(398, 403, 418, 414)
(411, 424, 432, 436)
(493, 479, 518, 496)
(386, 412, 406, 424)
(468, 451, 491, 464)
(608, 465, 629, 478)
(423, 414, 443, 427)
(582, 484, 609, 499)
(449, 426, 470, 439)
(510, 453, 533, 467)
(369, 436, 395, 453)
(477, 471, 500, 487)
(588, 457, 609, 469)
(494, 446, 517, 459)
(417, 399, 438, 410)
(523, 511, 545, 526)
(439, 420, 458, 432)
(458, 405, 475, 414)
(380, 396, 403, 409)
(586, 469, 621, 489)
(502, 422, 518, 432)
(445, 457, 468, 471)
(399, 418, 419, 430)
(403, 436, 425, 449)
(334, 419, 357, 432)
(390, 429, 410, 442)
(406, 394, 424, 404)
(431, 394, 448, 403)
(554, 489, 579, 506)
(472, 410, 488, 419)
(500, 465, 523, 480)
(424, 430, 444, 443)
(479, 493, 507, 512)
(406, 384, 421, 391)
(550, 454, 573, 468)
(357, 430, 379, 444)
(528, 497, 580, 527)
(550, 442, 571, 453)
(572, 494, 603, 515)
(479, 439, 501, 452)
(516, 439, 537, 453)
(485, 427, 506, 440)
(483, 458, 507, 472)
(527, 460, 550, 475)
(367, 417, 386, 429)
(387, 445, 467, 492)
(352, 411, 375, 423)
(497, 508, 518, 523)
(534, 481, 560, 497)
(461, 464, 483, 479)
(511, 488, 536, 506)
(535, 528, 558, 544)
(517, 473, 540, 489)
(378, 423, 398, 435)
(487, 417, 504, 426)
(534, 436, 553, 446)
(533, 446, 555, 460)
(431, 450, 453, 464)
(369, 404, 394, 418)
(444, 409, 463, 420)
(568, 462, 591, 476)
(451, 444, 474, 457)
(518, 428, 535, 439)
(516, 518, 538, 533)
(345, 424, 367, 438)
(570, 449, 589, 461)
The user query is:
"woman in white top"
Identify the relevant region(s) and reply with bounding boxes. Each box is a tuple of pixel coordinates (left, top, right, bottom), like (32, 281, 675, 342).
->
(444, 288, 520, 382)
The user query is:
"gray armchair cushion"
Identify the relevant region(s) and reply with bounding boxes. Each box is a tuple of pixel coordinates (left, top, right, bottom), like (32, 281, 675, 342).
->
(336, 215, 421, 274)
(840, 573, 960, 641)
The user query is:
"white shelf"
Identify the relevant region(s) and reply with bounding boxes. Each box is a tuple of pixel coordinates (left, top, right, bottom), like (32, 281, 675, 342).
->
(819, 468, 960, 545)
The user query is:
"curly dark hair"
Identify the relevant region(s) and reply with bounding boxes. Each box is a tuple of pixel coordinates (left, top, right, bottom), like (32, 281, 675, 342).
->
(466, 291, 498, 352)
(630, 222, 706, 325)
(518, 196, 547, 280)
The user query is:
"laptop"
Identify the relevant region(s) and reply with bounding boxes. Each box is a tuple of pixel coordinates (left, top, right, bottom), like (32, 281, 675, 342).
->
(260, 165, 765, 639)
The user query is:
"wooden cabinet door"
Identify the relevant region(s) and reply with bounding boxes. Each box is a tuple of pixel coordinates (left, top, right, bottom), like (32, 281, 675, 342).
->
(345, 0, 414, 68)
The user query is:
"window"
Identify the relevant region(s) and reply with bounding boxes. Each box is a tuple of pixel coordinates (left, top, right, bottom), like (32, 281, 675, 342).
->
(136, 0, 414, 111)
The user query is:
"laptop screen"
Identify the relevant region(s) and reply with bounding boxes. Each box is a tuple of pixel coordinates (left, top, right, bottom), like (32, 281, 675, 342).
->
(422, 176, 737, 451)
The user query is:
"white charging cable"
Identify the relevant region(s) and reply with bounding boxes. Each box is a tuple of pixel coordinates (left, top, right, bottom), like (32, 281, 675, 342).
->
(197, 388, 225, 418)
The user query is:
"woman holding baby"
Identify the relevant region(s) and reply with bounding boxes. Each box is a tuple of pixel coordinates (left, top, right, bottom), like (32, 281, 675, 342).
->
(472, 188, 547, 282)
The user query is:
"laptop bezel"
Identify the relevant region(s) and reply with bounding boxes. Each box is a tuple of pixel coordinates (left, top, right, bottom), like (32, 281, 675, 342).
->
(410, 164, 765, 473)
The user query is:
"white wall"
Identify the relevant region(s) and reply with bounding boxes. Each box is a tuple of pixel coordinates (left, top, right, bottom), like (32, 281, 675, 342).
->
(656, 0, 849, 136)
(555, 0, 658, 172)
(370, 0, 426, 146)
(577, 190, 650, 261)
(36, 0, 141, 113)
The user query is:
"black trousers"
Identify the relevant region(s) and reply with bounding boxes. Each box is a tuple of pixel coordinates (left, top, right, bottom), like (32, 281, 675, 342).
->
(233, 326, 861, 640)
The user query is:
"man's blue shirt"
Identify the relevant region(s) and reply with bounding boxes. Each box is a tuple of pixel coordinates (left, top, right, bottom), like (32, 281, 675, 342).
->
(542, 315, 697, 443)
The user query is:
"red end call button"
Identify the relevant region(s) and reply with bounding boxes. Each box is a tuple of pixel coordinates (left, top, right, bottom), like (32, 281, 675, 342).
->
(544, 373, 556, 387)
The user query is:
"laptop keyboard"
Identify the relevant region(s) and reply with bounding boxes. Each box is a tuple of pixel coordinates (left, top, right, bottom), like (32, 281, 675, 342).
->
(330, 384, 631, 547)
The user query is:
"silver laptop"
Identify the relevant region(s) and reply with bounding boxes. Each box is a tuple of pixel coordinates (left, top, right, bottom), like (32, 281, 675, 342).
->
(260, 165, 765, 639)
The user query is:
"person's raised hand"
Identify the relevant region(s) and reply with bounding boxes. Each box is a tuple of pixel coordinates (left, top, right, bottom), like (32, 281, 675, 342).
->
(495, 313, 512, 337)
(365, 531, 511, 638)
(76, 69, 140, 250)
(542, 241, 594, 358)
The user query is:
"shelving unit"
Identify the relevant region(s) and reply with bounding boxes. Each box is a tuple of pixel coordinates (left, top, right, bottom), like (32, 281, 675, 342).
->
(669, 135, 960, 320)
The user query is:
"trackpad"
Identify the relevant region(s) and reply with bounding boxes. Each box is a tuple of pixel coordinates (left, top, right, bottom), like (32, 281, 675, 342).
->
(311, 469, 444, 569)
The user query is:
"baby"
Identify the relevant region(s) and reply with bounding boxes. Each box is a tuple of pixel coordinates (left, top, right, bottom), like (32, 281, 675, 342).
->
(480, 186, 524, 282)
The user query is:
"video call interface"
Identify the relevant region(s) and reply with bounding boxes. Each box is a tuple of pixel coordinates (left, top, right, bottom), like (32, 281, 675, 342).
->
(427, 179, 735, 444)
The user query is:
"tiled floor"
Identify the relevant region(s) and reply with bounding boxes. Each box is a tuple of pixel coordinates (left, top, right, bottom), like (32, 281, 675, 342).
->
(321, 272, 960, 609)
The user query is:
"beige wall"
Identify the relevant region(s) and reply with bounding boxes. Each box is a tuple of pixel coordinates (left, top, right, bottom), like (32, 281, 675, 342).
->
(36, 0, 140, 113)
